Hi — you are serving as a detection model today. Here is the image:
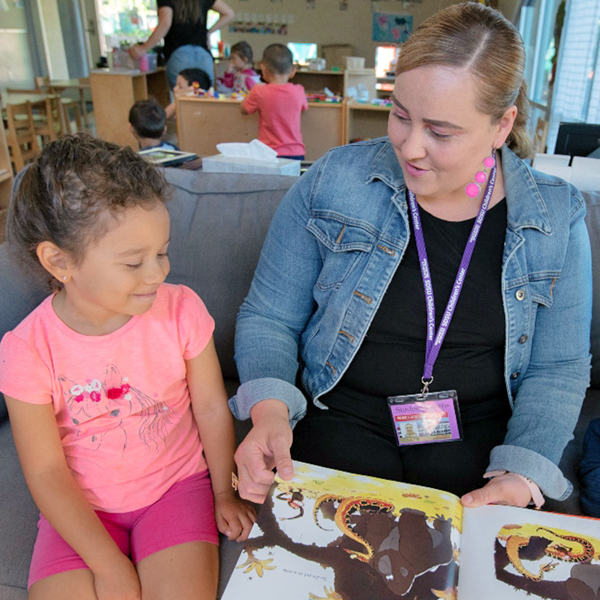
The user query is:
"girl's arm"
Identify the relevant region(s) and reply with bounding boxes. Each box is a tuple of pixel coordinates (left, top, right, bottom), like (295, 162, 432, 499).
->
(186, 337, 255, 541)
(6, 397, 141, 600)
(207, 0, 235, 35)
(129, 6, 173, 59)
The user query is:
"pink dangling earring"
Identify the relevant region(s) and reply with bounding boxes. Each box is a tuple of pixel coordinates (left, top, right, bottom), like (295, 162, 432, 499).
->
(465, 150, 496, 198)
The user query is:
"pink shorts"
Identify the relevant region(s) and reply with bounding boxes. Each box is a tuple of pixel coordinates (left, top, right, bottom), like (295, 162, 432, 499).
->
(28, 470, 218, 589)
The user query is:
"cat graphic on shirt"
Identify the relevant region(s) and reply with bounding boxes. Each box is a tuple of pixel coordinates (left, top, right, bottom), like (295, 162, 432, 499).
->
(60, 364, 175, 455)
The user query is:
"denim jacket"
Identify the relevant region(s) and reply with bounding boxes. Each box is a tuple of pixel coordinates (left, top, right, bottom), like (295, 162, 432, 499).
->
(230, 138, 592, 501)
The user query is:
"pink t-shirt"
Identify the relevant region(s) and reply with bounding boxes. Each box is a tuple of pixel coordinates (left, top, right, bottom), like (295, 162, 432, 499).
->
(220, 68, 260, 92)
(242, 82, 308, 156)
(0, 284, 214, 513)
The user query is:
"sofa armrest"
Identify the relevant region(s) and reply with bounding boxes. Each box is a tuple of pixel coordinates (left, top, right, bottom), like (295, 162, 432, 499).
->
(0, 244, 48, 422)
(583, 191, 600, 388)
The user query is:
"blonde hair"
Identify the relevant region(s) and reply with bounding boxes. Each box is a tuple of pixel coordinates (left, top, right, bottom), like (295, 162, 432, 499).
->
(395, 2, 532, 158)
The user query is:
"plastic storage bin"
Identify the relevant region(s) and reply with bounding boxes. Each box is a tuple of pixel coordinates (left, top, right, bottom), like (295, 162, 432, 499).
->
(344, 56, 365, 70)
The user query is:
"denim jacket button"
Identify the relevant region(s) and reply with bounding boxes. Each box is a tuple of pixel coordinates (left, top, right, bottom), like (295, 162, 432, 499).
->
(519, 335, 528, 344)
(516, 289, 526, 301)
(510, 371, 520, 380)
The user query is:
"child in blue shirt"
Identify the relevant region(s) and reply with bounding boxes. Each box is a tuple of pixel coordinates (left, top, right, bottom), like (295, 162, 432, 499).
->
(129, 99, 180, 151)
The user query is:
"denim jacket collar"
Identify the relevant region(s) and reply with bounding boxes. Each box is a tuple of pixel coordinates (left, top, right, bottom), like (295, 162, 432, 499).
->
(365, 140, 406, 191)
(501, 146, 553, 235)
(365, 140, 552, 235)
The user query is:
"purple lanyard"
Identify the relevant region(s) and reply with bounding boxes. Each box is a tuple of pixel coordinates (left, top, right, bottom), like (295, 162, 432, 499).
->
(407, 163, 497, 392)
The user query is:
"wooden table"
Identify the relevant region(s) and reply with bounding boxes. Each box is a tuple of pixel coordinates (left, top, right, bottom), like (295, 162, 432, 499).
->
(51, 79, 91, 126)
(176, 96, 346, 162)
(90, 68, 170, 149)
(2, 92, 56, 107)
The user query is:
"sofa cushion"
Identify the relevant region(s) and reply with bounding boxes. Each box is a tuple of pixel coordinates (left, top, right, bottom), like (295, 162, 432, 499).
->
(163, 169, 296, 379)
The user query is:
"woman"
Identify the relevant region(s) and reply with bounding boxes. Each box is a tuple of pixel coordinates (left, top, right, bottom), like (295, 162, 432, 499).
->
(230, 3, 592, 510)
(130, 0, 234, 89)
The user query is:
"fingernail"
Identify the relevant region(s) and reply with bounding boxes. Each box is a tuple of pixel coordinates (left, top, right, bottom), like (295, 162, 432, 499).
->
(281, 468, 293, 479)
(225, 529, 231, 536)
(463, 494, 472, 505)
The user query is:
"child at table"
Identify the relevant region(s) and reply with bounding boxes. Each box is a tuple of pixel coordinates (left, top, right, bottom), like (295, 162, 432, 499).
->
(129, 98, 179, 151)
(241, 44, 308, 160)
(0, 133, 255, 599)
(165, 67, 212, 120)
(217, 41, 260, 94)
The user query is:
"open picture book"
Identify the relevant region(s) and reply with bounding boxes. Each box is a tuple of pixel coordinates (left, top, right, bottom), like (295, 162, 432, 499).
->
(222, 461, 600, 600)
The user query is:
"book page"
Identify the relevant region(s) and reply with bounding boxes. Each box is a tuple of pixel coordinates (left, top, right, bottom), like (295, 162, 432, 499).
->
(223, 461, 464, 600)
(459, 504, 600, 599)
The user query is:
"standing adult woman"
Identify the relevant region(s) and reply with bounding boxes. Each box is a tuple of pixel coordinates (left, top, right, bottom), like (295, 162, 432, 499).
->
(130, 0, 234, 89)
(230, 3, 592, 510)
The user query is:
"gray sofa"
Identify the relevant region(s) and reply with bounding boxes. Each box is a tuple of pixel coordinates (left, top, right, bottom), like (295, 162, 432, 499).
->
(0, 167, 599, 600)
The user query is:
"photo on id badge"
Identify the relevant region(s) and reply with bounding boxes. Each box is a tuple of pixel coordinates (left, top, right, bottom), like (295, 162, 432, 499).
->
(387, 390, 463, 446)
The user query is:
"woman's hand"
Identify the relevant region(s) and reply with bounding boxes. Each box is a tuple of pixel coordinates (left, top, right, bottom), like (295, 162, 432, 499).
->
(93, 554, 141, 600)
(214, 490, 257, 541)
(461, 473, 532, 508)
(128, 45, 146, 60)
(234, 400, 294, 503)
(129, 6, 172, 61)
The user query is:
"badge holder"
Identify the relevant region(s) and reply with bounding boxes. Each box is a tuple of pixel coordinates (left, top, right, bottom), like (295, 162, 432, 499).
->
(387, 386, 463, 447)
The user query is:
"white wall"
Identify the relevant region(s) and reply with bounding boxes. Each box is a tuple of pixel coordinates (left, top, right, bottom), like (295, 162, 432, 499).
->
(220, 0, 464, 69)
(0, 1, 34, 90)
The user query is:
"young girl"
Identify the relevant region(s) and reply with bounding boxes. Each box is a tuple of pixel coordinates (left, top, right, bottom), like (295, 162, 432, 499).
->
(0, 133, 255, 600)
(217, 41, 260, 94)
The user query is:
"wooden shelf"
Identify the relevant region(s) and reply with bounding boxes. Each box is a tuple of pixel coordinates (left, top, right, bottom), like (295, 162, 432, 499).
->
(176, 96, 391, 158)
(345, 100, 390, 144)
(176, 96, 346, 162)
(90, 68, 170, 149)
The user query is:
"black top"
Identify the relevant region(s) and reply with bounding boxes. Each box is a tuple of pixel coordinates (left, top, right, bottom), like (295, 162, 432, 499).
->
(320, 198, 509, 425)
(157, 0, 216, 60)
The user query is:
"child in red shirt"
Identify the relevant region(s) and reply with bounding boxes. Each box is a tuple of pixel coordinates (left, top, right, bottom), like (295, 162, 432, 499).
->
(241, 44, 308, 160)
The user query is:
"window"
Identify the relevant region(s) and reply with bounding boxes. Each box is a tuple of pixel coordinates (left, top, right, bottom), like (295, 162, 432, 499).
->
(547, 0, 600, 152)
(375, 45, 397, 78)
(96, 0, 222, 56)
(287, 43, 318, 67)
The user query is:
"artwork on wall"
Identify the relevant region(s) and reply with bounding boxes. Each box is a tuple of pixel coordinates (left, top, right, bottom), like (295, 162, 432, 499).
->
(373, 12, 412, 43)
(339, 0, 348, 10)
(306, 0, 316, 9)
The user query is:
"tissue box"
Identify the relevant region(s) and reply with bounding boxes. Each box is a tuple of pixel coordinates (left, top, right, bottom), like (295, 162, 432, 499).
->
(202, 154, 301, 176)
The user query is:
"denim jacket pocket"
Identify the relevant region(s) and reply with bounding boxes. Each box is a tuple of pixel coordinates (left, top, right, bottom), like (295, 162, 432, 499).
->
(307, 215, 375, 291)
(527, 275, 558, 308)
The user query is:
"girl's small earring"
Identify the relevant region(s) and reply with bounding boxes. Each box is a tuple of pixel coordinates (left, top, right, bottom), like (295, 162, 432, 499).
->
(62, 276, 67, 282)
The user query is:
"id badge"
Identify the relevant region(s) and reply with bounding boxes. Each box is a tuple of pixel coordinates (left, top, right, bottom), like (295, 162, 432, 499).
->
(387, 390, 463, 446)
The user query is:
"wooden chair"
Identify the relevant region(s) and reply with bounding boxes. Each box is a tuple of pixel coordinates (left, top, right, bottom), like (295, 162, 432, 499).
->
(34, 96, 66, 146)
(4, 101, 40, 173)
(35, 77, 82, 133)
